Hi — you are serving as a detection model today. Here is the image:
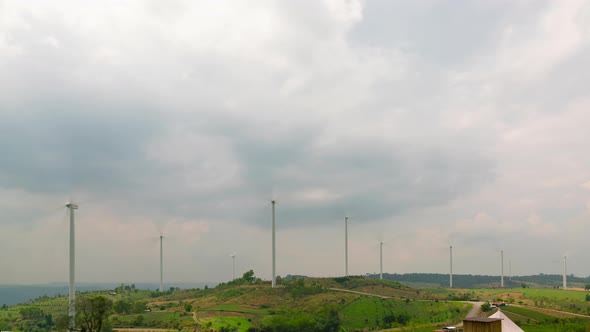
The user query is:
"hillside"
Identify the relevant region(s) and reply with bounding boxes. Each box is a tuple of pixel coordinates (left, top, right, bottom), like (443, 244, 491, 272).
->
(0, 273, 472, 332)
(5, 273, 590, 332)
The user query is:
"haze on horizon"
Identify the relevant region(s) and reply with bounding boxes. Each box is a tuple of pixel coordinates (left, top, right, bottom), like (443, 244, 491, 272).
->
(1, 0, 590, 285)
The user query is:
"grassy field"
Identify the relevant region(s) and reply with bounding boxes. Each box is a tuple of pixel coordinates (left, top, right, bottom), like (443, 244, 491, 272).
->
(339, 297, 471, 330)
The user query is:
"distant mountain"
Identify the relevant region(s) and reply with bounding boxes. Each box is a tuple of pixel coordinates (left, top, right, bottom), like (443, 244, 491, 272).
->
(0, 282, 216, 306)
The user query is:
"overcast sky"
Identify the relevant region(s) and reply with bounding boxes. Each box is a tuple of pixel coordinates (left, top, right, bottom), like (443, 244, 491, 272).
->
(1, 0, 590, 284)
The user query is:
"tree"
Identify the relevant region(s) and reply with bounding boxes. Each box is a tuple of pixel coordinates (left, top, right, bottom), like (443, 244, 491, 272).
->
(113, 300, 131, 314)
(77, 296, 113, 332)
(133, 315, 144, 327)
(184, 302, 193, 312)
(19, 306, 44, 320)
(132, 301, 148, 313)
(585, 284, 590, 291)
(243, 270, 256, 283)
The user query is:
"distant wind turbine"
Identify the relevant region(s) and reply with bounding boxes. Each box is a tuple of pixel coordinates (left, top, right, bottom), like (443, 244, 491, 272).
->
(500, 250, 504, 288)
(563, 256, 567, 290)
(379, 241, 384, 280)
(345, 216, 349, 277)
(230, 253, 237, 281)
(66, 202, 78, 332)
(551, 255, 568, 290)
(449, 245, 453, 288)
(271, 200, 276, 288)
(160, 234, 164, 292)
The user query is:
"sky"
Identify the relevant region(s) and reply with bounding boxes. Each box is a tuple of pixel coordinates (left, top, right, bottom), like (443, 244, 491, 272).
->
(1, 0, 590, 284)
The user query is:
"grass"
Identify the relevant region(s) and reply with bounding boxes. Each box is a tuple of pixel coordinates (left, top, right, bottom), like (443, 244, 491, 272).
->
(204, 304, 269, 315)
(501, 306, 557, 322)
(201, 316, 254, 332)
(112, 311, 196, 328)
(339, 297, 470, 330)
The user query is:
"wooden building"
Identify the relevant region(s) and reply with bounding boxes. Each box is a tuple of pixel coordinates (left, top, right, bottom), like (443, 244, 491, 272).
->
(462, 317, 502, 332)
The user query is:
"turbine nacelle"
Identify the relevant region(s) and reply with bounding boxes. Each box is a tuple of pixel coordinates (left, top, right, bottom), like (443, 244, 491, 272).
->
(66, 203, 79, 209)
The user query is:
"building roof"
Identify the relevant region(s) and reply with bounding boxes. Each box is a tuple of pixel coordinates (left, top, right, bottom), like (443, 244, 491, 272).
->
(489, 309, 525, 332)
(463, 317, 502, 323)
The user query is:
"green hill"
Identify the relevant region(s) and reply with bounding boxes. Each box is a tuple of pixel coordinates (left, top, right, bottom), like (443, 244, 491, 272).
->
(0, 273, 473, 332)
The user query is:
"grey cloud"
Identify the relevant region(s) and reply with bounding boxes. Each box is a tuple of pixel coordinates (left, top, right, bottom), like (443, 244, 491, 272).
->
(350, 0, 550, 66)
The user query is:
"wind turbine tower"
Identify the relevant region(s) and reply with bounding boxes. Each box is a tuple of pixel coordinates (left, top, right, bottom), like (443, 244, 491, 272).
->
(345, 216, 348, 276)
(271, 200, 276, 288)
(231, 253, 236, 281)
(563, 256, 567, 290)
(160, 235, 164, 292)
(66, 202, 78, 332)
(450, 245, 453, 288)
(379, 241, 383, 280)
(500, 250, 504, 288)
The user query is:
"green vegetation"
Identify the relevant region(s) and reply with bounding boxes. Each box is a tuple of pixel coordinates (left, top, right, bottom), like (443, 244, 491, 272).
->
(4, 272, 590, 331)
(340, 297, 469, 330)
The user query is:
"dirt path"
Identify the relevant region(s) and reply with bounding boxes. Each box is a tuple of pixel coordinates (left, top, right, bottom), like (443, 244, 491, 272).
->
(328, 288, 391, 299)
(450, 301, 482, 328)
(464, 301, 484, 318)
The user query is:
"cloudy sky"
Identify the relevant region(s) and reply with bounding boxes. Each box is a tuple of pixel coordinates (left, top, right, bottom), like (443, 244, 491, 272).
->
(1, 0, 590, 284)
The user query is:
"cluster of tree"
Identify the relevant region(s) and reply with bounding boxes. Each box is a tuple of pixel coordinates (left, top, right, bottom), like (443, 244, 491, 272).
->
(11, 306, 55, 332)
(53, 296, 114, 332)
(284, 278, 324, 298)
(258, 305, 340, 332)
(382, 312, 410, 327)
(113, 283, 137, 294)
(112, 299, 148, 314)
(217, 270, 263, 289)
(147, 287, 179, 298)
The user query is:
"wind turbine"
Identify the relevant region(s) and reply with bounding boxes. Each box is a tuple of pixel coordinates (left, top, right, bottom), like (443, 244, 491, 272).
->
(563, 256, 567, 290)
(500, 250, 504, 288)
(160, 234, 164, 292)
(271, 200, 276, 288)
(230, 253, 237, 281)
(345, 216, 349, 277)
(379, 241, 384, 280)
(449, 245, 453, 288)
(66, 202, 78, 332)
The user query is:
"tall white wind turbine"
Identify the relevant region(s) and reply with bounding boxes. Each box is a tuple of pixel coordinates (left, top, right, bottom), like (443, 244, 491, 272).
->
(160, 234, 164, 292)
(66, 202, 78, 332)
(500, 250, 504, 288)
(271, 200, 276, 288)
(230, 253, 237, 281)
(563, 256, 567, 290)
(449, 245, 453, 288)
(379, 241, 383, 280)
(345, 216, 349, 277)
